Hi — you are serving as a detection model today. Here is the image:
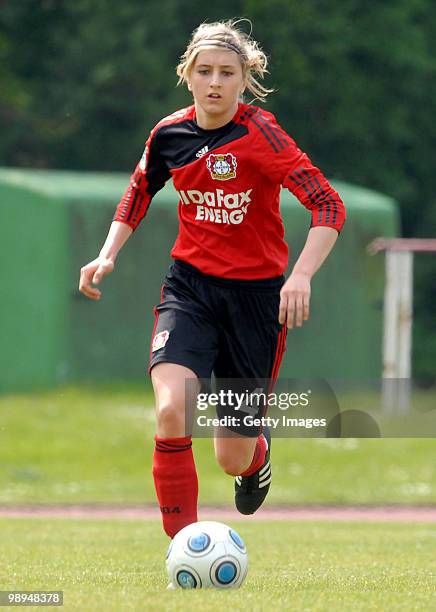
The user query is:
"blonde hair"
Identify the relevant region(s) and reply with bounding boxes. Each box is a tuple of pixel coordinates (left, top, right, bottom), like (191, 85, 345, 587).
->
(176, 19, 273, 102)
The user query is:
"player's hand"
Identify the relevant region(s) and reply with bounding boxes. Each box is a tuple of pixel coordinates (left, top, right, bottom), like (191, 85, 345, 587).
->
(79, 257, 114, 300)
(279, 272, 311, 329)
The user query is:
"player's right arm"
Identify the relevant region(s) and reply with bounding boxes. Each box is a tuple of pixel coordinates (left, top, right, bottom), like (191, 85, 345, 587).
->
(79, 121, 172, 300)
(79, 221, 133, 300)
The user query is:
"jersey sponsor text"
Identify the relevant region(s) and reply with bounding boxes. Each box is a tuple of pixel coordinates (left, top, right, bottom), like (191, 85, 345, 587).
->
(179, 188, 253, 225)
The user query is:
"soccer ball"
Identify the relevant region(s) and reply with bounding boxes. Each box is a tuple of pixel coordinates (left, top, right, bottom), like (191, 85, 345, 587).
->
(166, 521, 248, 589)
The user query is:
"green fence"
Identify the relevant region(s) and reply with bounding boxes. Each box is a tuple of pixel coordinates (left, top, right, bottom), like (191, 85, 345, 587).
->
(0, 167, 399, 393)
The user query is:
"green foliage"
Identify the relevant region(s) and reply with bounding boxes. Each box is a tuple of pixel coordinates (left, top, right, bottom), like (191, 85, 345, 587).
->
(1, 1, 435, 377)
(250, 1, 436, 217)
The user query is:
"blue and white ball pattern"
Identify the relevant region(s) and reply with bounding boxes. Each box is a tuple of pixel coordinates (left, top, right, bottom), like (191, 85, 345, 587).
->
(215, 560, 237, 584)
(187, 532, 211, 554)
(166, 521, 248, 589)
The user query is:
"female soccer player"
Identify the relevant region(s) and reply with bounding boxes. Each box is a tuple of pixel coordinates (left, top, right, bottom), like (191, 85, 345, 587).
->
(79, 19, 345, 539)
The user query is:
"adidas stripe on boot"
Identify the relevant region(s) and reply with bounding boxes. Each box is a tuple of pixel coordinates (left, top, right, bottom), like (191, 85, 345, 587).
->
(234, 426, 271, 515)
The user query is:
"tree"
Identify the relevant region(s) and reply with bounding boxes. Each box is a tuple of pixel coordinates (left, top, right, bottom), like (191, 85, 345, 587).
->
(1, 0, 435, 377)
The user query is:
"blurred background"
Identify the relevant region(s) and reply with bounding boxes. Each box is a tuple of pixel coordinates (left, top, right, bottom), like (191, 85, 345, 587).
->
(0, 1, 435, 506)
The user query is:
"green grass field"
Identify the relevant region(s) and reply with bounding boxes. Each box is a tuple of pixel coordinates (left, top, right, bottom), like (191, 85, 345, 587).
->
(2, 384, 436, 610)
(1, 518, 436, 611)
(1, 384, 436, 506)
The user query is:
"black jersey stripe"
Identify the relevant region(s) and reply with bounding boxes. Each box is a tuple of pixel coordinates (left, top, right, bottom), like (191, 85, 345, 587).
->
(309, 179, 327, 224)
(318, 201, 324, 225)
(293, 168, 339, 225)
(256, 112, 293, 148)
(311, 175, 335, 225)
(241, 106, 257, 120)
(122, 173, 144, 220)
(290, 168, 309, 190)
(288, 169, 312, 199)
(123, 186, 136, 222)
(126, 172, 147, 223)
(127, 189, 141, 223)
(305, 172, 336, 225)
(321, 197, 330, 224)
(303, 172, 329, 224)
(248, 116, 279, 153)
(300, 170, 326, 207)
(264, 116, 293, 148)
(303, 178, 324, 223)
(256, 115, 287, 151)
(119, 186, 133, 220)
(323, 194, 335, 224)
(298, 170, 322, 209)
(328, 192, 338, 224)
(290, 167, 309, 187)
(135, 194, 150, 226)
(292, 169, 304, 186)
(278, 130, 293, 147)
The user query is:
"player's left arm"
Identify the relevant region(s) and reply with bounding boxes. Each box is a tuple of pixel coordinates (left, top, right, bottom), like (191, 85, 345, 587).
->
(278, 145, 346, 329)
(251, 109, 346, 329)
(279, 226, 337, 329)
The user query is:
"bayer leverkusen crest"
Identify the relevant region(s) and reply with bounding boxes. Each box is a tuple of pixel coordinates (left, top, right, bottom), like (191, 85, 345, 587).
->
(206, 153, 237, 181)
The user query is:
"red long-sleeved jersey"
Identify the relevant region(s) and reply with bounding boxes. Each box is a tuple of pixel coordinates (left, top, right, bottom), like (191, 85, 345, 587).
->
(114, 102, 346, 279)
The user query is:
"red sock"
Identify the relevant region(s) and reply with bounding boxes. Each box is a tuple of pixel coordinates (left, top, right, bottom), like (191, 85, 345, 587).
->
(239, 433, 268, 477)
(152, 435, 198, 538)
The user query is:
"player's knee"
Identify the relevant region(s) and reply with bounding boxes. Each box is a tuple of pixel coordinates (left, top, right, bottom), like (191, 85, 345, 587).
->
(156, 401, 186, 436)
(215, 453, 251, 477)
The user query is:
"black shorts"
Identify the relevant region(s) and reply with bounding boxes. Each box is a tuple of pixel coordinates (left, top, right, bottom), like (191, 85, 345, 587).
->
(149, 260, 287, 436)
